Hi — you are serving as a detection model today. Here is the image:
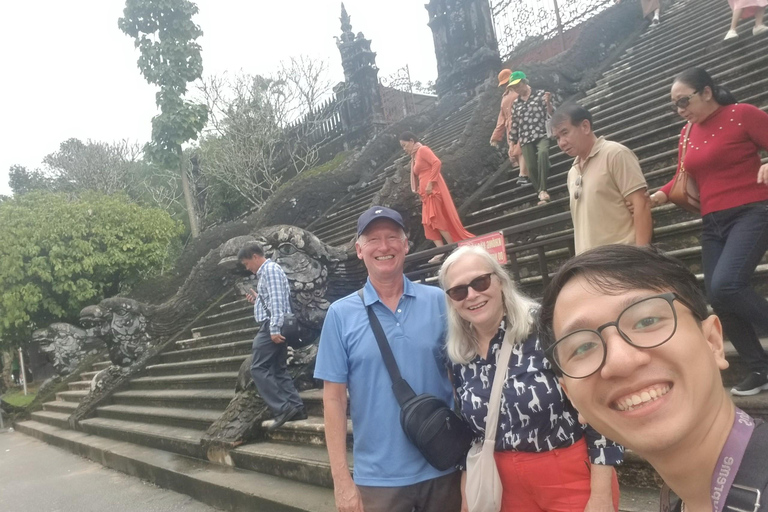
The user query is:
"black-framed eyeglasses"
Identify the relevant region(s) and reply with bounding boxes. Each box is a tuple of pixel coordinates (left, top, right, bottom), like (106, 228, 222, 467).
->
(545, 292, 705, 379)
(573, 175, 583, 201)
(670, 91, 699, 111)
(445, 273, 493, 301)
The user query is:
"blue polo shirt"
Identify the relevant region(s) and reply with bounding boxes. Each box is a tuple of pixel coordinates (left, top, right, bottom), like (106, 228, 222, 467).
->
(314, 276, 456, 487)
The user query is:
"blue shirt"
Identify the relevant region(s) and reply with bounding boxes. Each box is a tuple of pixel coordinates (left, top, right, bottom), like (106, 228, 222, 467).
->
(254, 259, 292, 336)
(314, 277, 456, 487)
(452, 321, 624, 465)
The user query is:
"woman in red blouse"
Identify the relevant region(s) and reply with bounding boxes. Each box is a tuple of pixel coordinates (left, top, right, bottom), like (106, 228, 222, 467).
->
(399, 132, 474, 263)
(651, 67, 768, 396)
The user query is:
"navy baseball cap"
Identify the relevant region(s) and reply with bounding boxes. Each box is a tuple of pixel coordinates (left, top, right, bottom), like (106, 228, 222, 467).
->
(356, 206, 406, 236)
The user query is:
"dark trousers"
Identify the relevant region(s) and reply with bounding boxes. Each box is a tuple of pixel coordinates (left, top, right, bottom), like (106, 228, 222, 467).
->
(357, 472, 462, 512)
(250, 321, 304, 416)
(701, 201, 768, 373)
(520, 137, 551, 193)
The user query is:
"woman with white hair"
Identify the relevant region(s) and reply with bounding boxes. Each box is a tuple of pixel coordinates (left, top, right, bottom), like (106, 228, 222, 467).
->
(439, 246, 622, 512)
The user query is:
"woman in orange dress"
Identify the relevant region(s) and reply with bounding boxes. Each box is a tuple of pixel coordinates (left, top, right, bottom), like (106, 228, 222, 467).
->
(399, 132, 474, 263)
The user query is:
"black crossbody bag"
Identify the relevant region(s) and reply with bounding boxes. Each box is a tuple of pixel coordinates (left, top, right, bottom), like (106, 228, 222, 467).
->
(257, 295, 309, 348)
(357, 290, 473, 471)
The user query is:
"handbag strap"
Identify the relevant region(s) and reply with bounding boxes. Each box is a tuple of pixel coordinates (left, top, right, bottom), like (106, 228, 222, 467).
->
(679, 123, 692, 172)
(483, 332, 515, 442)
(357, 289, 417, 406)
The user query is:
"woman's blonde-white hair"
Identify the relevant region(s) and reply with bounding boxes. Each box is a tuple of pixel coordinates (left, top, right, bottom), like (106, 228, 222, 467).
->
(438, 245, 537, 364)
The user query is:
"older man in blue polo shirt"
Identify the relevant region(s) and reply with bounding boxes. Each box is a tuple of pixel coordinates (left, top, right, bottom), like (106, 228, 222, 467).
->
(315, 206, 460, 512)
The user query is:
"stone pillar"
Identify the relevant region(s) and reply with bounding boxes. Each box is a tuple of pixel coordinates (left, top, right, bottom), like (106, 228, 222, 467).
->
(334, 3, 385, 141)
(426, 0, 501, 97)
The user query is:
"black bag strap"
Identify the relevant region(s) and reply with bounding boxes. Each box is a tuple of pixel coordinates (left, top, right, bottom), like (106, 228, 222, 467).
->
(724, 420, 768, 512)
(357, 289, 417, 406)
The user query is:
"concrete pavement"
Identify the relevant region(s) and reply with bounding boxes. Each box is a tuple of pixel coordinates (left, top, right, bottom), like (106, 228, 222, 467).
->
(0, 429, 222, 512)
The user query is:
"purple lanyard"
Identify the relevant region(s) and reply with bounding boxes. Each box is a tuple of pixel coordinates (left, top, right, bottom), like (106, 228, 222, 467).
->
(710, 408, 756, 512)
(659, 408, 755, 512)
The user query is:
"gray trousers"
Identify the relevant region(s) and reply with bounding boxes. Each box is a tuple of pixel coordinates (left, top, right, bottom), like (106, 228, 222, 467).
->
(250, 321, 304, 416)
(357, 472, 462, 512)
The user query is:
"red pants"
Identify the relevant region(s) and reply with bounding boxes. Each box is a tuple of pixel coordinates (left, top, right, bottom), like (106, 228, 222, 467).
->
(494, 438, 620, 512)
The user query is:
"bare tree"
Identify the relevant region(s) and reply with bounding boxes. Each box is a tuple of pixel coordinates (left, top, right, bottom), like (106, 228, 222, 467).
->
(41, 138, 143, 195)
(195, 56, 336, 209)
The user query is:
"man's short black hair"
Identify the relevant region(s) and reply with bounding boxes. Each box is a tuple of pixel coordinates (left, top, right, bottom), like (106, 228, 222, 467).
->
(551, 103, 594, 131)
(237, 244, 264, 261)
(538, 245, 709, 358)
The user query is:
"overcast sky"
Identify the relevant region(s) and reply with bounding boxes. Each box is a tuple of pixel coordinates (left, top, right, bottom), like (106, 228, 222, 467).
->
(0, 1, 440, 196)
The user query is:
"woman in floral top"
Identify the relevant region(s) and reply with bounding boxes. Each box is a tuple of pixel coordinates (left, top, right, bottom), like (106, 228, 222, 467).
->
(439, 245, 623, 512)
(508, 71, 554, 205)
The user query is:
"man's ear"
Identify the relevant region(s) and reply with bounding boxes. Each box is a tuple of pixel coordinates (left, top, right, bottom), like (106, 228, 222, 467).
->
(702, 315, 729, 370)
(355, 241, 364, 261)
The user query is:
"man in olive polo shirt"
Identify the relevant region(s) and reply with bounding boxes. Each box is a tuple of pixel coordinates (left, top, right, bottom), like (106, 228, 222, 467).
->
(552, 103, 653, 254)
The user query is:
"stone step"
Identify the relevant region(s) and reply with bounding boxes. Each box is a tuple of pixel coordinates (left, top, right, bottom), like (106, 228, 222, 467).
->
(160, 339, 252, 364)
(175, 327, 260, 351)
(42, 400, 78, 415)
(95, 404, 222, 431)
(145, 355, 248, 377)
(30, 410, 70, 429)
(78, 417, 205, 459)
(14, 420, 336, 511)
(597, 3, 732, 91)
(56, 390, 88, 403)
(205, 304, 252, 324)
(79, 370, 100, 381)
(110, 389, 234, 411)
(262, 415, 353, 449)
(129, 372, 240, 391)
(92, 361, 112, 371)
(67, 380, 91, 391)
(592, 44, 768, 137)
(230, 441, 352, 489)
(300, 388, 325, 417)
(191, 314, 256, 338)
(603, 0, 727, 74)
(218, 297, 250, 313)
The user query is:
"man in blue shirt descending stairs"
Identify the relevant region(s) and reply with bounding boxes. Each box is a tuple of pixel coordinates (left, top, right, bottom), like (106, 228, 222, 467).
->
(315, 206, 461, 512)
(239, 244, 306, 431)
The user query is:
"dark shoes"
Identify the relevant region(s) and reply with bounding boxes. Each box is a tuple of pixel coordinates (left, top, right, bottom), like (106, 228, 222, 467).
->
(516, 175, 529, 186)
(268, 407, 307, 431)
(731, 372, 768, 396)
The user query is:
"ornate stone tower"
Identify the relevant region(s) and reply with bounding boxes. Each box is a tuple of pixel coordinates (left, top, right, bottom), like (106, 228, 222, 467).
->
(426, 0, 501, 97)
(334, 4, 385, 139)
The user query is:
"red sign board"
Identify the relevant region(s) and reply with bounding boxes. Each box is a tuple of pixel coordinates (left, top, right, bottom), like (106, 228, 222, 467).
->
(458, 231, 507, 264)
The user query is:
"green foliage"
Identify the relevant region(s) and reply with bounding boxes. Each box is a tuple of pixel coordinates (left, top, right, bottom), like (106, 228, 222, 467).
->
(296, 151, 351, 180)
(118, 0, 208, 171)
(0, 192, 183, 344)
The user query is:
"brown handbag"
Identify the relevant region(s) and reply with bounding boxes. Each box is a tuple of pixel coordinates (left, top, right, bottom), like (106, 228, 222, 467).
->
(668, 123, 701, 215)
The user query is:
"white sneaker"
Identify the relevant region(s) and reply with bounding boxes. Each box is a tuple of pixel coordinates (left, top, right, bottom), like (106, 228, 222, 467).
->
(754, 24, 768, 36)
(724, 29, 739, 40)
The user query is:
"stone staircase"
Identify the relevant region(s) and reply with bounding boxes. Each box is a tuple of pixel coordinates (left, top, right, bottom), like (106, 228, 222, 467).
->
(307, 94, 484, 247)
(405, 0, 768, 299)
(14, 0, 768, 509)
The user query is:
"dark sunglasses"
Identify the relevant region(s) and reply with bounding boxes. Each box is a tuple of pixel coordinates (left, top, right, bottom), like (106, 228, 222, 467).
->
(445, 273, 493, 301)
(670, 91, 699, 111)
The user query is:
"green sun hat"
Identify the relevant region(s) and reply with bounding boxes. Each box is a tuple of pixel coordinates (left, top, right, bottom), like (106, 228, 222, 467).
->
(508, 71, 527, 86)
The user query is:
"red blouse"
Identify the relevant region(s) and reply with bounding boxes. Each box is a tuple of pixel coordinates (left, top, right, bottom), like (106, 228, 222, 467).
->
(660, 103, 768, 216)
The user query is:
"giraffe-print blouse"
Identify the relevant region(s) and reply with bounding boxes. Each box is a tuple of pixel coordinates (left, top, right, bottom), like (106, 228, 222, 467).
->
(451, 322, 624, 465)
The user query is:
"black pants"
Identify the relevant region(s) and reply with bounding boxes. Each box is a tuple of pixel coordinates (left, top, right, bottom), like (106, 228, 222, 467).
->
(250, 321, 304, 415)
(701, 201, 768, 373)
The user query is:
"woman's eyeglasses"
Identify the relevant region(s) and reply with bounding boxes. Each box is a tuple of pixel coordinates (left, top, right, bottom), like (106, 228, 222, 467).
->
(445, 273, 493, 301)
(573, 175, 583, 201)
(670, 91, 699, 111)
